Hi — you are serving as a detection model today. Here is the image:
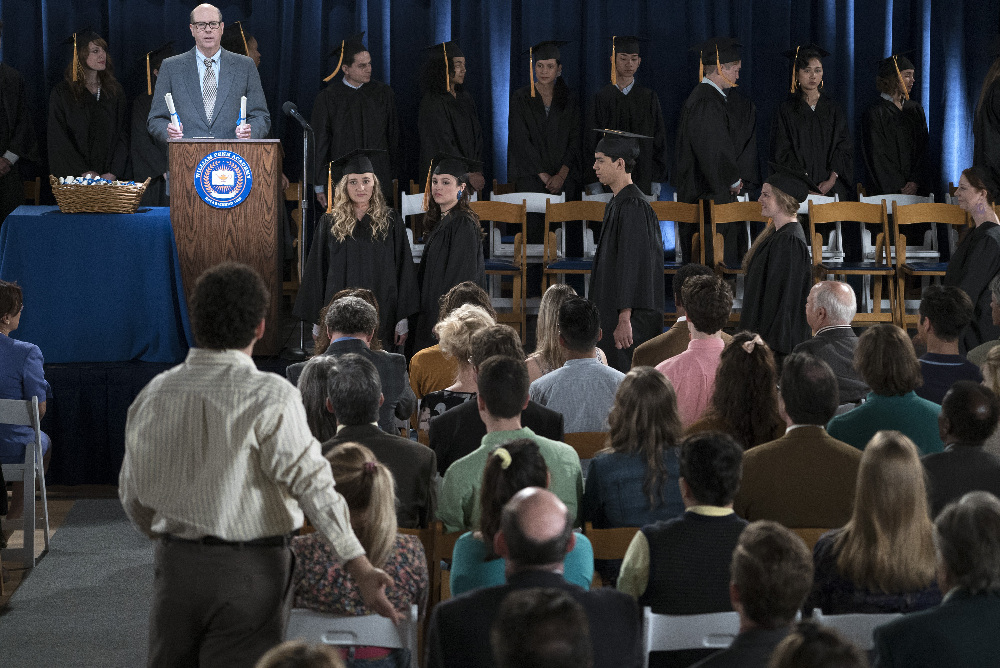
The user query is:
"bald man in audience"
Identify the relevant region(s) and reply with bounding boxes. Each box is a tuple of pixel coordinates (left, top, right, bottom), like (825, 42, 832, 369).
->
(791, 281, 869, 405)
(922, 381, 1000, 517)
(426, 487, 641, 668)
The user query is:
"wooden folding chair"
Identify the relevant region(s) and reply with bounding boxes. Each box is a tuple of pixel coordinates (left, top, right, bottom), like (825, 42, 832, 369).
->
(22, 177, 42, 205)
(651, 200, 702, 323)
(282, 181, 304, 297)
(431, 521, 463, 604)
(542, 200, 608, 294)
(562, 432, 608, 461)
(491, 179, 516, 196)
(583, 522, 640, 588)
(471, 200, 528, 340)
(792, 528, 829, 551)
(708, 200, 768, 322)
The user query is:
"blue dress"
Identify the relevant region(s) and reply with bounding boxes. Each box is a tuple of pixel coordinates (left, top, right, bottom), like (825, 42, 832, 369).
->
(0, 334, 51, 463)
(582, 450, 685, 528)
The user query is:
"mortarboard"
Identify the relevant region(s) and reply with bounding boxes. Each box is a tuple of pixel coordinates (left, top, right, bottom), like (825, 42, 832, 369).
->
(783, 44, 830, 93)
(324, 148, 387, 213)
(220, 21, 251, 57)
(691, 36, 742, 85)
(143, 41, 174, 95)
(878, 50, 916, 100)
(422, 152, 483, 210)
(610, 35, 647, 86)
(524, 40, 570, 97)
(765, 161, 821, 204)
(62, 27, 102, 83)
(593, 128, 652, 160)
(325, 32, 367, 82)
(424, 41, 465, 93)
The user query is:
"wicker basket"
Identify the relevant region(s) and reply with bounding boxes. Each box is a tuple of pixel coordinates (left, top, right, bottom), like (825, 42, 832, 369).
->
(49, 176, 151, 214)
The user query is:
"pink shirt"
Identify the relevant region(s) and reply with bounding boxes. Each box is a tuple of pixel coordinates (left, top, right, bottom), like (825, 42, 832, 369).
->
(655, 337, 726, 426)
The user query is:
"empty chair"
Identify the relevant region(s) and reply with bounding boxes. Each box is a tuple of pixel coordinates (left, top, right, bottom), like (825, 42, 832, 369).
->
(0, 397, 50, 567)
(642, 607, 739, 667)
(285, 604, 420, 668)
(811, 608, 903, 651)
(541, 200, 607, 294)
(470, 200, 528, 340)
(708, 199, 768, 318)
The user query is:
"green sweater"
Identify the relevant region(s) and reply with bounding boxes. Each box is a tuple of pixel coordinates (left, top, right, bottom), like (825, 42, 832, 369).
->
(827, 391, 944, 454)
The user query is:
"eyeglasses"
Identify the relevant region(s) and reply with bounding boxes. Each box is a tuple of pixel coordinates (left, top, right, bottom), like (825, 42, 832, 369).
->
(191, 21, 222, 32)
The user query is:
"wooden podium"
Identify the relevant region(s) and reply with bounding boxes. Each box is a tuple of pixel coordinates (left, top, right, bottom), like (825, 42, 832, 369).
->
(169, 139, 283, 355)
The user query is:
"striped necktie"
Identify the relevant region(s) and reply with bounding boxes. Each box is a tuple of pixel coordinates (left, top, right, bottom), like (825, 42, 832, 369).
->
(203, 58, 217, 123)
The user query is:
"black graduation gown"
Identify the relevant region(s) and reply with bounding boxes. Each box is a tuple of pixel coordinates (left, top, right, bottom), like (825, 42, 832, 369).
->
(292, 210, 419, 345)
(861, 96, 929, 195)
(0, 63, 38, 224)
(771, 93, 853, 201)
(507, 80, 581, 197)
(414, 208, 486, 351)
(311, 78, 398, 201)
(944, 221, 1000, 352)
(128, 92, 168, 206)
(589, 82, 669, 195)
(47, 80, 128, 179)
(590, 183, 665, 371)
(728, 89, 760, 195)
(673, 82, 741, 205)
(739, 222, 812, 355)
(418, 90, 483, 181)
(975, 79, 1000, 192)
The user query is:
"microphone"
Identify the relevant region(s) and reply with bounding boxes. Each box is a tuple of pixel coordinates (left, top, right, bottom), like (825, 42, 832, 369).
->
(282, 101, 312, 131)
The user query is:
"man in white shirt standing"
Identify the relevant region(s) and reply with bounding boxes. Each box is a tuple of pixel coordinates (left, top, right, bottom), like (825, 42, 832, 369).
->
(120, 262, 397, 666)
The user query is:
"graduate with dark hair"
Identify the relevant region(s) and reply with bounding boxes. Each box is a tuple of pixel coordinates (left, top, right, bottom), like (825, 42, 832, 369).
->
(129, 41, 173, 206)
(311, 32, 398, 206)
(589, 129, 664, 372)
(862, 52, 930, 195)
(0, 20, 39, 225)
(587, 36, 668, 197)
(418, 42, 485, 194)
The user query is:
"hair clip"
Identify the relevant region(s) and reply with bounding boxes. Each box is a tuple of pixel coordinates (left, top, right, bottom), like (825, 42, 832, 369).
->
(741, 334, 766, 354)
(493, 447, 512, 470)
(363, 461, 377, 473)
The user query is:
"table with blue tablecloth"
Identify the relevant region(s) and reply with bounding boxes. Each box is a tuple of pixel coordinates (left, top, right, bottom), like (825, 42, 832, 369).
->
(0, 205, 193, 364)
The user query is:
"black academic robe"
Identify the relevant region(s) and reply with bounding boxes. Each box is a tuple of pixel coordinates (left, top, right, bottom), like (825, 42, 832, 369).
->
(0, 63, 38, 224)
(47, 80, 128, 179)
(975, 79, 1000, 193)
(418, 90, 483, 181)
(673, 82, 741, 205)
(507, 79, 581, 197)
(128, 92, 168, 206)
(771, 93, 853, 201)
(862, 96, 930, 195)
(728, 90, 760, 196)
(414, 208, 486, 351)
(740, 222, 812, 355)
(292, 210, 419, 346)
(590, 183, 665, 372)
(311, 78, 398, 201)
(944, 221, 1000, 352)
(589, 82, 668, 195)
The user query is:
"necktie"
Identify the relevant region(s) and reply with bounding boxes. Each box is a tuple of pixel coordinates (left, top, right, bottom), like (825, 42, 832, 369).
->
(203, 58, 217, 123)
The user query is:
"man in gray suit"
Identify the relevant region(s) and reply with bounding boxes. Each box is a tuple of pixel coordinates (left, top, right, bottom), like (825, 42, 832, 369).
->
(148, 4, 269, 142)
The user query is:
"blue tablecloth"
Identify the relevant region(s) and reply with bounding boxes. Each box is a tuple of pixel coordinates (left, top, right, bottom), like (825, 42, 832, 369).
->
(0, 206, 193, 363)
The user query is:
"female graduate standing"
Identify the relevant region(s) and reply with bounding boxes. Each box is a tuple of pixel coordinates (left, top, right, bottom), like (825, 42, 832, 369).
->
(293, 150, 419, 349)
(507, 40, 581, 198)
(739, 165, 815, 363)
(413, 154, 486, 352)
(48, 29, 128, 180)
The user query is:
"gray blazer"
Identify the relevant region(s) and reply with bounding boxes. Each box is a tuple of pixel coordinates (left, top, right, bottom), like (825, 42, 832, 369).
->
(147, 47, 270, 143)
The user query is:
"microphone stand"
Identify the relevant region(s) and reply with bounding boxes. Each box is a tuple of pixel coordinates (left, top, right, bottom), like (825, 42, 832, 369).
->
(284, 118, 314, 361)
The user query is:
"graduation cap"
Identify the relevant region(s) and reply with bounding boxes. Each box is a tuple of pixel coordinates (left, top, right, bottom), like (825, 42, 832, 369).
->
(765, 161, 821, 204)
(878, 50, 916, 100)
(62, 27, 102, 83)
(524, 40, 570, 97)
(324, 32, 367, 82)
(323, 148, 387, 213)
(220, 21, 251, 57)
(142, 41, 174, 96)
(422, 152, 483, 210)
(425, 40, 465, 93)
(691, 36, 742, 85)
(593, 128, 651, 161)
(783, 44, 830, 93)
(610, 35, 647, 87)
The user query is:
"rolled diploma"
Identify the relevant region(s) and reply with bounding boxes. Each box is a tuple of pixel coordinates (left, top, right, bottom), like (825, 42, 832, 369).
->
(239, 96, 247, 127)
(164, 93, 181, 128)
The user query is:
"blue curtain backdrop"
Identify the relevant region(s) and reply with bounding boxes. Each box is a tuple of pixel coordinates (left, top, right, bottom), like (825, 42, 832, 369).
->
(1, 0, 998, 194)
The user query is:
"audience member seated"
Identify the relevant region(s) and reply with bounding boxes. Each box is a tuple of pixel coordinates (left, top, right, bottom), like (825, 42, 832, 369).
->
(633, 264, 733, 369)
(254, 640, 346, 668)
(967, 274, 1000, 366)
(291, 443, 428, 668)
(804, 431, 942, 615)
(792, 281, 870, 406)
(655, 275, 733, 426)
(287, 296, 415, 433)
(914, 285, 981, 404)
(618, 433, 748, 667)
(735, 353, 862, 528)
(691, 521, 815, 668)
(410, 281, 496, 403)
(527, 283, 607, 383)
(450, 439, 593, 596)
(827, 324, 944, 454)
(0, 280, 52, 523)
(529, 297, 625, 432)
(438, 355, 582, 532)
(767, 621, 869, 668)
(426, 487, 642, 668)
(922, 381, 1000, 517)
(490, 588, 593, 668)
(417, 304, 495, 436)
(873, 491, 1000, 667)
(322, 354, 436, 529)
(297, 356, 340, 443)
(686, 332, 785, 449)
(313, 287, 386, 354)
(980, 345, 1000, 457)
(429, 325, 564, 475)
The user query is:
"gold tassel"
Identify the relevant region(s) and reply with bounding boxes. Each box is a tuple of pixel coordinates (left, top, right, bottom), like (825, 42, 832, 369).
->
(699, 51, 704, 82)
(444, 43, 451, 93)
(323, 40, 345, 82)
(530, 46, 535, 98)
(327, 164, 333, 214)
(238, 23, 248, 56)
(893, 55, 910, 101)
(422, 165, 433, 212)
(73, 33, 79, 82)
(790, 45, 800, 93)
(146, 53, 152, 96)
(611, 37, 617, 87)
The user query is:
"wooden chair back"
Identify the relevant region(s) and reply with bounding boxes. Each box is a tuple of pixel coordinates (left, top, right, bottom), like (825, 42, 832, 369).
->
(583, 522, 639, 560)
(707, 200, 767, 274)
(23, 177, 42, 205)
(492, 179, 516, 196)
(792, 527, 829, 551)
(563, 432, 608, 461)
(891, 202, 969, 266)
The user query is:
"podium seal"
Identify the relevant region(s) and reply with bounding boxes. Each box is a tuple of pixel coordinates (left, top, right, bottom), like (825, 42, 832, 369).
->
(194, 150, 253, 208)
